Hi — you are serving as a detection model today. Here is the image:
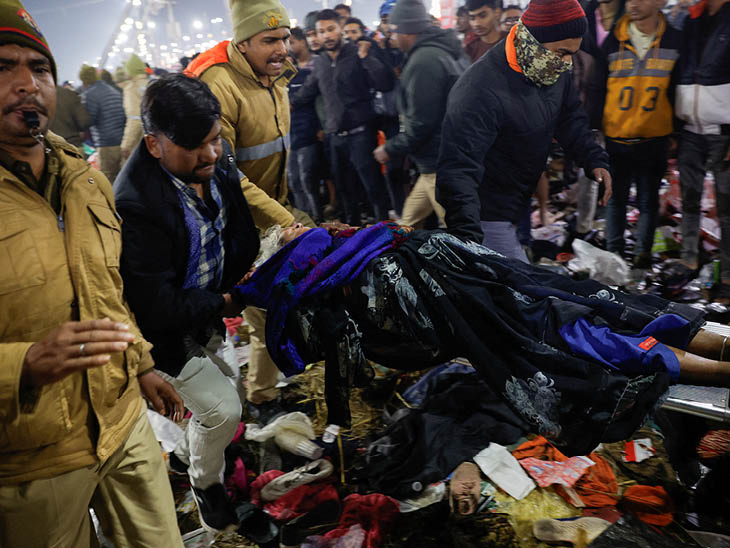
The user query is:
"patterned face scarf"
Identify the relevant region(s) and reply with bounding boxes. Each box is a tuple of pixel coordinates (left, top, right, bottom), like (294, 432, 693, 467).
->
(513, 20, 573, 87)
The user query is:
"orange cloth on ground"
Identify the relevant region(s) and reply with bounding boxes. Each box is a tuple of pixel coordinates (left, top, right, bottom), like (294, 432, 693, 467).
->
(512, 436, 619, 508)
(622, 485, 674, 526)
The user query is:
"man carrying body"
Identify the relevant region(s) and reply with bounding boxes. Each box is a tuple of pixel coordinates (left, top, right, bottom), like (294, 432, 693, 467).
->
(0, 2, 183, 546)
(438, 0, 612, 260)
(115, 74, 260, 533)
(374, 0, 469, 228)
(292, 9, 395, 226)
(185, 0, 307, 423)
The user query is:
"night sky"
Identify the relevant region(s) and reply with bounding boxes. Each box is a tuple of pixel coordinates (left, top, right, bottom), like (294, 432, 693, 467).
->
(23, 0, 389, 84)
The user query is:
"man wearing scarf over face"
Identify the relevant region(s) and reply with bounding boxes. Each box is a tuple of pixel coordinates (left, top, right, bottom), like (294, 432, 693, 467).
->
(437, 0, 612, 261)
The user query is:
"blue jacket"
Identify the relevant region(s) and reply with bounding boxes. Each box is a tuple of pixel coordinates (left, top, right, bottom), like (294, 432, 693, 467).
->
(81, 81, 126, 147)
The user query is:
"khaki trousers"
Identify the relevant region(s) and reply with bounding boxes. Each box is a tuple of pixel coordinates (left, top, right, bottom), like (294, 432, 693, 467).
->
(0, 410, 183, 548)
(243, 306, 280, 404)
(399, 173, 445, 228)
(98, 145, 123, 184)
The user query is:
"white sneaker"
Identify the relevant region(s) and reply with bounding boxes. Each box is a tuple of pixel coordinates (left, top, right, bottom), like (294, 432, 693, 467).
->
(260, 459, 333, 502)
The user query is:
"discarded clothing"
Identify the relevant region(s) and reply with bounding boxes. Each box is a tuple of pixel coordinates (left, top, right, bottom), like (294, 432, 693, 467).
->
(518, 456, 595, 489)
(622, 485, 674, 526)
(474, 443, 535, 500)
(323, 493, 400, 548)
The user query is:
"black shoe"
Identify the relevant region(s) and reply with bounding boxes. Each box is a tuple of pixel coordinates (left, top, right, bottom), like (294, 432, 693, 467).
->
(166, 452, 188, 476)
(236, 501, 279, 546)
(191, 484, 238, 533)
(246, 399, 286, 425)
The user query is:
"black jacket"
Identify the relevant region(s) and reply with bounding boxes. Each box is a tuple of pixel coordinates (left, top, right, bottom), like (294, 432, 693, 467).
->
(674, 1, 730, 135)
(114, 140, 259, 376)
(384, 27, 469, 174)
(291, 39, 395, 133)
(289, 62, 320, 150)
(437, 41, 609, 242)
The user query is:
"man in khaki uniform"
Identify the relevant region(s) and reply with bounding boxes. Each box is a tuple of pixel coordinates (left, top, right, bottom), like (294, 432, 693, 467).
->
(120, 53, 150, 161)
(186, 0, 315, 422)
(0, 2, 184, 546)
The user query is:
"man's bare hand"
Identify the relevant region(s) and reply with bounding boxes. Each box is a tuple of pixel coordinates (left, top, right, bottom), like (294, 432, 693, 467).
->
(592, 167, 613, 206)
(373, 145, 390, 164)
(139, 370, 184, 422)
(357, 40, 372, 59)
(21, 319, 136, 388)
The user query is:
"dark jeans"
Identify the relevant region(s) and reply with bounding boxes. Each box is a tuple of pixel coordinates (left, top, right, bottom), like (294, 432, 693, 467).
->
(679, 130, 730, 278)
(605, 138, 668, 257)
(381, 116, 406, 215)
(329, 129, 390, 225)
(287, 143, 322, 222)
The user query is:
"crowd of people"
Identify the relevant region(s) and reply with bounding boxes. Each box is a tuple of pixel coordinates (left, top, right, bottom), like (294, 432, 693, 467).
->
(1, 0, 730, 545)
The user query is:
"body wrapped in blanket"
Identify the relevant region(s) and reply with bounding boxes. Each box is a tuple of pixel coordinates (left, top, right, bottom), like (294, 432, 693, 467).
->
(234, 222, 730, 455)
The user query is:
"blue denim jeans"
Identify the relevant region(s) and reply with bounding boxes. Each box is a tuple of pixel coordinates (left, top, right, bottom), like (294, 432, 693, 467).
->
(480, 220, 529, 263)
(330, 129, 390, 225)
(605, 137, 668, 257)
(287, 143, 322, 222)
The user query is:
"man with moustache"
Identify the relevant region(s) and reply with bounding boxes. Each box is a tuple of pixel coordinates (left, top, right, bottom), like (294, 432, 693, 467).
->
(186, 0, 311, 425)
(0, 1, 184, 546)
(292, 8, 395, 226)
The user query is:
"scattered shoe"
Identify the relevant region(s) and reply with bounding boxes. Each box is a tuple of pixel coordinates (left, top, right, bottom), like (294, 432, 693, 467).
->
(166, 451, 188, 476)
(246, 399, 286, 426)
(260, 459, 334, 502)
(449, 462, 481, 516)
(279, 499, 341, 547)
(191, 483, 239, 534)
(235, 501, 279, 546)
(533, 516, 611, 545)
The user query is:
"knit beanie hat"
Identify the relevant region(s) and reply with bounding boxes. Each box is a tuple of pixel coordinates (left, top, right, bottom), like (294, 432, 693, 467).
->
(229, 0, 290, 43)
(79, 64, 98, 85)
(0, 0, 56, 81)
(304, 11, 319, 32)
(114, 65, 129, 83)
(522, 0, 587, 43)
(390, 0, 431, 34)
(125, 53, 147, 78)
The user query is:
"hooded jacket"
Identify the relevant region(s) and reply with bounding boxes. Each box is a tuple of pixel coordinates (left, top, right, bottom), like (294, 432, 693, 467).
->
(120, 54, 149, 157)
(0, 133, 153, 484)
(437, 30, 609, 242)
(291, 39, 395, 134)
(384, 27, 469, 174)
(674, 0, 730, 135)
(590, 13, 680, 140)
(114, 140, 259, 376)
(186, 41, 296, 229)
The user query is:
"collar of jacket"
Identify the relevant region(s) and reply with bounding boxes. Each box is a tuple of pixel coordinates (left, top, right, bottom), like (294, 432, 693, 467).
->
(690, 0, 707, 18)
(226, 41, 296, 88)
(613, 12, 667, 48)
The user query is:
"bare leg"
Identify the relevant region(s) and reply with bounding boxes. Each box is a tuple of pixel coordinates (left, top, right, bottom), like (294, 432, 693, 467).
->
(670, 345, 730, 387)
(686, 329, 729, 360)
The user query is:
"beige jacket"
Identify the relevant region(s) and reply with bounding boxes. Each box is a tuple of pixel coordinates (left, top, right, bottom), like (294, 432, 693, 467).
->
(188, 40, 296, 229)
(0, 133, 154, 484)
(120, 74, 148, 157)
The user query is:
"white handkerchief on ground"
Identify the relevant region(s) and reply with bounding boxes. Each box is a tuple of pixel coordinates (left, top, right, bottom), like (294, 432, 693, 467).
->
(474, 442, 536, 500)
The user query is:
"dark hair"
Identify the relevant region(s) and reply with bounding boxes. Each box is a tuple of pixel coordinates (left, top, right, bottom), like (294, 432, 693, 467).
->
(290, 26, 306, 41)
(316, 9, 341, 23)
(334, 3, 352, 14)
(466, 0, 502, 11)
(142, 73, 221, 150)
(456, 5, 469, 16)
(344, 17, 366, 31)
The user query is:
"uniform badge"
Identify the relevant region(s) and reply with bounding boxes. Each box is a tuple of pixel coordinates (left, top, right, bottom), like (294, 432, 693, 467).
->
(17, 8, 44, 37)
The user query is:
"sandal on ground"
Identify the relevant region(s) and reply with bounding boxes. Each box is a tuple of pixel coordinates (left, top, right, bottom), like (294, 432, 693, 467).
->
(533, 517, 612, 545)
(659, 261, 697, 291)
(449, 462, 481, 516)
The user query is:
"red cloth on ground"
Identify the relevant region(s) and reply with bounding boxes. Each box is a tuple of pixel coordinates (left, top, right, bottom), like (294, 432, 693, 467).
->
(512, 436, 619, 507)
(622, 485, 674, 526)
(248, 469, 284, 507)
(324, 493, 400, 548)
(225, 457, 249, 501)
(264, 483, 340, 522)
